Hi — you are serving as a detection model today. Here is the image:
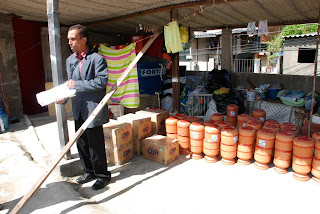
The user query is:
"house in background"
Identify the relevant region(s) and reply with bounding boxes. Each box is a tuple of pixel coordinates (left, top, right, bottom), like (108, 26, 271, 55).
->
(179, 26, 281, 74)
(282, 33, 320, 76)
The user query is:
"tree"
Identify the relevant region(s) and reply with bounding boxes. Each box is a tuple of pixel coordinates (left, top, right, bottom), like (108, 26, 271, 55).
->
(267, 24, 318, 65)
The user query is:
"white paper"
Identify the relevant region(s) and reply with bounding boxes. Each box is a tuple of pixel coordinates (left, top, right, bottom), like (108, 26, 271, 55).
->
(36, 83, 76, 107)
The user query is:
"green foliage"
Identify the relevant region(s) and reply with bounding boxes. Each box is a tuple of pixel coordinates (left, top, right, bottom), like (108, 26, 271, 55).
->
(267, 24, 318, 65)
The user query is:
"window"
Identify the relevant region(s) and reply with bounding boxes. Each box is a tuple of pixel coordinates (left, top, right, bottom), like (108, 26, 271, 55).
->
(298, 48, 316, 63)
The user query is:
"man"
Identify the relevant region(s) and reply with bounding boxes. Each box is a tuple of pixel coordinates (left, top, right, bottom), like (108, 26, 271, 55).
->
(56, 24, 111, 190)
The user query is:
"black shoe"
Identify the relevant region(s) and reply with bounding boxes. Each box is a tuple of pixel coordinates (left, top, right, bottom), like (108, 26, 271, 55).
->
(76, 173, 96, 184)
(91, 177, 111, 190)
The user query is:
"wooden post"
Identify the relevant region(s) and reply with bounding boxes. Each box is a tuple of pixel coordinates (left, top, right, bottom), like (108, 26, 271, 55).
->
(9, 31, 159, 214)
(47, 0, 71, 159)
(171, 9, 180, 113)
(308, 6, 320, 136)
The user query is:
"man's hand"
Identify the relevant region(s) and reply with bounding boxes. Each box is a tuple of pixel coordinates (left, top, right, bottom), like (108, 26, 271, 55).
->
(55, 98, 66, 104)
(66, 79, 75, 89)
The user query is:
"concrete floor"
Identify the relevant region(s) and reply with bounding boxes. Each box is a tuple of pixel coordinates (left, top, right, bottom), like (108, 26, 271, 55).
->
(1, 112, 320, 214)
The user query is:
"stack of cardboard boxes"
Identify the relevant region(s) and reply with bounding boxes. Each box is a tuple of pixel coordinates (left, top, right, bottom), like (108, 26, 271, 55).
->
(103, 120, 133, 165)
(103, 108, 179, 166)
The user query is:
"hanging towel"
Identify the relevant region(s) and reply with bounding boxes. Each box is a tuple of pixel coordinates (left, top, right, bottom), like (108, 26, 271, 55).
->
(247, 22, 257, 35)
(258, 20, 269, 36)
(164, 21, 183, 53)
(98, 43, 140, 108)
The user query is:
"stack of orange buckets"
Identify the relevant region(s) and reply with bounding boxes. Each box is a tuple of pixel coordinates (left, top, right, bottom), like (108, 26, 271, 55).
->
(190, 123, 205, 160)
(203, 123, 221, 163)
(220, 126, 238, 165)
(177, 120, 191, 155)
(292, 136, 315, 181)
(312, 132, 320, 183)
(226, 104, 238, 127)
(165, 117, 178, 140)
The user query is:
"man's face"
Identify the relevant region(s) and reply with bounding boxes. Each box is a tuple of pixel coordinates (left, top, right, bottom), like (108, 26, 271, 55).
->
(67, 29, 87, 53)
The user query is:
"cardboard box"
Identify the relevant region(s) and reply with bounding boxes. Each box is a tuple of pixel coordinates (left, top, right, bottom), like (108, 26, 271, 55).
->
(108, 103, 124, 119)
(45, 82, 72, 116)
(105, 140, 134, 165)
(142, 135, 179, 165)
(103, 121, 132, 149)
(117, 114, 152, 140)
(135, 109, 169, 135)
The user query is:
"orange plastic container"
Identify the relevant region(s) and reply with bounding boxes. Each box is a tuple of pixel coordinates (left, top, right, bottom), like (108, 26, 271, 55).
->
(263, 124, 280, 134)
(204, 124, 221, 162)
(210, 113, 224, 123)
(315, 140, 320, 159)
(166, 133, 177, 139)
(252, 109, 266, 124)
(237, 114, 250, 128)
(220, 127, 238, 165)
(292, 136, 315, 181)
(246, 121, 262, 131)
(247, 117, 262, 124)
(165, 117, 178, 134)
(205, 124, 221, 143)
(189, 123, 205, 140)
(237, 126, 255, 165)
(174, 113, 187, 120)
(312, 132, 320, 142)
(177, 120, 190, 137)
(273, 131, 294, 174)
(227, 104, 238, 118)
(312, 156, 320, 184)
(177, 135, 190, 155)
(190, 138, 203, 160)
(254, 129, 276, 170)
(186, 116, 199, 123)
(203, 139, 220, 163)
(283, 127, 298, 137)
(226, 116, 237, 127)
(264, 119, 280, 128)
(204, 120, 216, 126)
(215, 121, 229, 128)
(280, 122, 296, 130)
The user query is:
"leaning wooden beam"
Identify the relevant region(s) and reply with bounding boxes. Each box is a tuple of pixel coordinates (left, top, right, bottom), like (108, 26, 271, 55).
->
(9, 31, 160, 214)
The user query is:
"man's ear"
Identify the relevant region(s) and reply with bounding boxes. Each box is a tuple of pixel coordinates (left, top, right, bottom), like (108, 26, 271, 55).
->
(82, 37, 87, 44)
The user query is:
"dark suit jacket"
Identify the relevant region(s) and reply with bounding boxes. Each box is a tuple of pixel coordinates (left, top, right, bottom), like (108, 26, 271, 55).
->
(66, 50, 109, 128)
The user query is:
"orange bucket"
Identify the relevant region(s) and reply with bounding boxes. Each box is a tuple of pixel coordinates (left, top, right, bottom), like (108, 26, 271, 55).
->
(165, 117, 178, 134)
(292, 136, 315, 181)
(189, 123, 205, 140)
(177, 135, 190, 155)
(177, 120, 190, 137)
(252, 109, 266, 124)
(227, 104, 238, 118)
(273, 131, 294, 174)
(210, 113, 224, 123)
(254, 129, 275, 170)
(237, 126, 255, 165)
(220, 126, 238, 165)
(237, 114, 250, 128)
(264, 119, 280, 128)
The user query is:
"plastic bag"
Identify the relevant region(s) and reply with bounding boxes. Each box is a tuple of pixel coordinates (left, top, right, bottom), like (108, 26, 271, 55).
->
(161, 95, 173, 113)
(204, 100, 218, 121)
(179, 26, 189, 43)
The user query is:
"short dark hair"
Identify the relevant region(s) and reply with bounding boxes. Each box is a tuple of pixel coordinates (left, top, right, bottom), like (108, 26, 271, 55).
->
(68, 24, 91, 47)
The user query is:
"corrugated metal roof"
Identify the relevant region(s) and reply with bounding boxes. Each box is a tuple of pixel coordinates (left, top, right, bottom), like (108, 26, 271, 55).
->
(283, 32, 317, 38)
(0, 0, 319, 35)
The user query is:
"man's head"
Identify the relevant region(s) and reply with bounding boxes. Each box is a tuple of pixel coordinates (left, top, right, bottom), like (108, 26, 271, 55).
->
(67, 24, 90, 54)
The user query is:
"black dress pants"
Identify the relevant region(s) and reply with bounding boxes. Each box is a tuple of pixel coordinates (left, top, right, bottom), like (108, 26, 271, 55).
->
(75, 115, 110, 178)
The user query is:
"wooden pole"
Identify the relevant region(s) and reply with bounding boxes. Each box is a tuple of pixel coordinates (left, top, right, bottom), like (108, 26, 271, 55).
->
(9, 31, 159, 214)
(170, 9, 180, 113)
(47, 0, 71, 159)
(307, 6, 320, 137)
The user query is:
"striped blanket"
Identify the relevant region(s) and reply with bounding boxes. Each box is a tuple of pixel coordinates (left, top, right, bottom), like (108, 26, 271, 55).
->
(98, 43, 140, 108)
